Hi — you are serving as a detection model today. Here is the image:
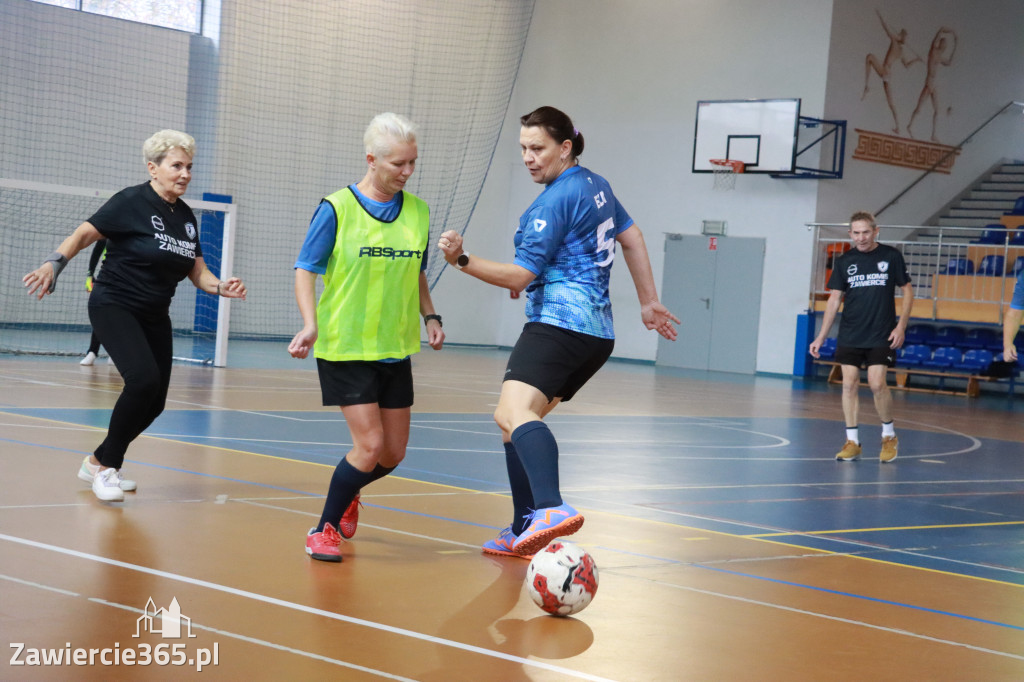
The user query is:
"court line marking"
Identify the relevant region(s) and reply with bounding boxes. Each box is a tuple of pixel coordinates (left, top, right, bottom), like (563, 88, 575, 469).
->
(656, 575, 1024, 660)
(93, 599, 417, 681)
(749, 520, 1024, 537)
(1, 572, 80, 597)
(0, 533, 616, 682)
(4, 411, 1023, 588)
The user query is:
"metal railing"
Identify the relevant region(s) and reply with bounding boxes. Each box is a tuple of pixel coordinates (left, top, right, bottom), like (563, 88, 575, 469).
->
(876, 100, 1024, 217)
(808, 222, 1020, 326)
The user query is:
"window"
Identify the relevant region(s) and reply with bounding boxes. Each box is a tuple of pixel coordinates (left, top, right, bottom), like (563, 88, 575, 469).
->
(31, 0, 202, 33)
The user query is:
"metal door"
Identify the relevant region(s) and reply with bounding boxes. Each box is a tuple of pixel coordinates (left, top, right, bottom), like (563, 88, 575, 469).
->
(656, 235, 765, 373)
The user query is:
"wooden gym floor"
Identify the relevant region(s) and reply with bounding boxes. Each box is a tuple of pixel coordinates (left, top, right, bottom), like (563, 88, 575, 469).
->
(1, 345, 1023, 680)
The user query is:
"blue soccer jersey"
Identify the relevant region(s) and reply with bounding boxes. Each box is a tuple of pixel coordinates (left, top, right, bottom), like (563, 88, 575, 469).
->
(513, 165, 633, 338)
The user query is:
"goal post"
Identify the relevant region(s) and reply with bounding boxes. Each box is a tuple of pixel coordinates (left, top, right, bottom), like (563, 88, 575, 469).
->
(0, 178, 237, 367)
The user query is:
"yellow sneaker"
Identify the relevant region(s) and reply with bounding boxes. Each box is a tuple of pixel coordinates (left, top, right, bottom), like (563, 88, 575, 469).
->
(880, 436, 898, 463)
(835, 440, 862, 461)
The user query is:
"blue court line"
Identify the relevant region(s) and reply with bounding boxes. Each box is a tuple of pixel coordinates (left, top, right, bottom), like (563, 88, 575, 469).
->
(6, 436, 507, 532)
(692, 563, 1024, 632)
(599, 545, 1024, 632)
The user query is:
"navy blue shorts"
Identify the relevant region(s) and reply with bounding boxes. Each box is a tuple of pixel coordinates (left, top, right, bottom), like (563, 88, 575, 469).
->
(504, 322, 614, 402)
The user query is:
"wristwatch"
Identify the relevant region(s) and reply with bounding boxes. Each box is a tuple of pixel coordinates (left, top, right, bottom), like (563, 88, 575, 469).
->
(423, 314, 442, 327)
(455, 252, 470, 270)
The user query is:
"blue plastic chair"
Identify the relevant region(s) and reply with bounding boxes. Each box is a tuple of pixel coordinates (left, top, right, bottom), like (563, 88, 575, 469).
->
(942, 257, 974, 275)
(954, 349, 993, 372)
(904, 324, 935, 346)
(976, 224, 1008, 244)
(1011, 232, 1024, 247)
(817, 337, 837, 359)
(933, 326, 966, 347)
(922, 346, 961, 370)
(977, 254, 1006, 276)
(962, 328, 997, 350)
(1009, 196, 1024, 215)
(897, 344, 931, 367)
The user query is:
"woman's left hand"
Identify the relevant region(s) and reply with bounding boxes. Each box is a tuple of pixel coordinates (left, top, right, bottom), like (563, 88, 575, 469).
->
(218, 277, 247, 300)
(425, 319, 445, 351)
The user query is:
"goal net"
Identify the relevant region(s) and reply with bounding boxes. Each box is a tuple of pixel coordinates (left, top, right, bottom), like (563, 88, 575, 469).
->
(3, 1, 534, 365)
(1, 179, 236, 366)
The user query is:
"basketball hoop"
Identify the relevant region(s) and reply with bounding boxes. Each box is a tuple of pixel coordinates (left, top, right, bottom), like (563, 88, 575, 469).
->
(710, 158, 744, 191)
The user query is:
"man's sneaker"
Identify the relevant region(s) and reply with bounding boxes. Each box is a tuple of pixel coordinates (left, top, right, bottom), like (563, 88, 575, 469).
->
(512, 503, 584, 556)
(92, 467, 125, 502)
(338, 494, 361, 539)
(80, 351, 97, 366)
(880, 436, 899, 463)
(835, 440, 862, 461)
(306, 523, 342, 562)
(482, 526, 534, 559)
(78, 456, 136, 491)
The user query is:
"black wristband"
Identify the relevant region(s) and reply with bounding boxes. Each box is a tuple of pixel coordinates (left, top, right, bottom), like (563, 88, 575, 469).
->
(424, 314, 442, 327)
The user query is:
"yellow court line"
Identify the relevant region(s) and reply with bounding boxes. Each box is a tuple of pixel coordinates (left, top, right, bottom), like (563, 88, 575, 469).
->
(748, 520, 1024, 537)
(6, 409, 1024, 590)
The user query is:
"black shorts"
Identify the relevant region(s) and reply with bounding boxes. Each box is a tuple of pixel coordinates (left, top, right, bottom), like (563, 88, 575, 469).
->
(834, 345, 895, 369)
(504, 322, 615, 402)
(316, 358, 414, 408)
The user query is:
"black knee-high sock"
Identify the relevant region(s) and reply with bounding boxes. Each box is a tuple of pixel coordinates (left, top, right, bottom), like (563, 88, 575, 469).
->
(368, 463, 396, 484)
(504, 441, 534, 535)
(511, 421, 561, 510)
(316, 458, 374, 533)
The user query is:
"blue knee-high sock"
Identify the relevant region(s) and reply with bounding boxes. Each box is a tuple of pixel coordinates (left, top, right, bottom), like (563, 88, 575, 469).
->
(511, 421, 561, 510)
(317, 458, 374, 533)
(504, 441, 534, 535)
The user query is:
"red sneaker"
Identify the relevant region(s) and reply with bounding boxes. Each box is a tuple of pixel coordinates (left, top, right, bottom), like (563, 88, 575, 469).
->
(306, 523, 342, 562)
(339, 495, 362, 539)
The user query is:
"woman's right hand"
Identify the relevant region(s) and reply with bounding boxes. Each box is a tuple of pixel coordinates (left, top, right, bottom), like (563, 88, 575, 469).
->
(23, 263, 57, 300)
(288, 326, 317, 359)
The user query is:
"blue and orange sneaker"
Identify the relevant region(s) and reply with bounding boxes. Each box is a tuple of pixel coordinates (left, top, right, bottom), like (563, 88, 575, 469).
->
(482, 526, 534, 559)
(512, 503, 584, 556)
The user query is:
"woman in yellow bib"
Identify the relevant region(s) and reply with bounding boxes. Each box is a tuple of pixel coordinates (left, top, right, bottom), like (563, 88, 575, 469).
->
(289, 113, 445, 562)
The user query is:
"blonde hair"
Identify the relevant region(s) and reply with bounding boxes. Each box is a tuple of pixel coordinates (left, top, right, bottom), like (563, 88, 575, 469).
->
(363, 113, 417, 157)
(143, 129, 196, 165)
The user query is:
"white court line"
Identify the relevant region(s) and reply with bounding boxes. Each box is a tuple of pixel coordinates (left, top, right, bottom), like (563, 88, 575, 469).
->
(1, 573, 80, 597)
(232, 499, 483, 550)
(94, 598, 416, 681)
(653, 578, 1024, 661)
(0, 533, 617, 682)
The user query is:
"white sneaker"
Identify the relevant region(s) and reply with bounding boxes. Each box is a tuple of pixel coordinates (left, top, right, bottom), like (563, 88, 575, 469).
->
(92, 467, 125, 502)
(80, 351, 97, 366)
(78, 456, 136, 491)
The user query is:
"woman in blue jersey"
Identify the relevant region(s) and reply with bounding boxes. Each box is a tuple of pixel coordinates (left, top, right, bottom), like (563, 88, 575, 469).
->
(290, 112, 445, 563)
(438, 106, 679, 557)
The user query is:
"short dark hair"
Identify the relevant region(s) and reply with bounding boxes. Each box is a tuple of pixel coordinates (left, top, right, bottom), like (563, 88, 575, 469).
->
(520, 106, 584, 158)
(849, 210, 877, 228)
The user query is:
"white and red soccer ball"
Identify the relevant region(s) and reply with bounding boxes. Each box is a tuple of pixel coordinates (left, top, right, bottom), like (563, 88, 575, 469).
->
(526, 540, 599, 616)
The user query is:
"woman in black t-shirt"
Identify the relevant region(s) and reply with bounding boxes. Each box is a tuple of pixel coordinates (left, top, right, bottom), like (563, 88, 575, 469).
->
(23, 130, 247, 502)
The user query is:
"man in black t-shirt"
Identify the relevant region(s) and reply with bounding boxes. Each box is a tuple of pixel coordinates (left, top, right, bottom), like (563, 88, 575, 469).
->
(810, 211, 913, 463)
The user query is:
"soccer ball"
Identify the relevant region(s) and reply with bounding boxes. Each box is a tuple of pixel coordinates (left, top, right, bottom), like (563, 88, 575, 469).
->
(526, 540, 599, 616)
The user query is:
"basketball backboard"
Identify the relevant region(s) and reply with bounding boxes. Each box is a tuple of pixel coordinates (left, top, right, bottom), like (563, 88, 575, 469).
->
(692, 99, 801, 174)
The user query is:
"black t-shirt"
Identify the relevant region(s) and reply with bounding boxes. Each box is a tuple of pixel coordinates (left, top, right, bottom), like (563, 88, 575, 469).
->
(827, 243, 911, 347)
(88, 182, 202, 314)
